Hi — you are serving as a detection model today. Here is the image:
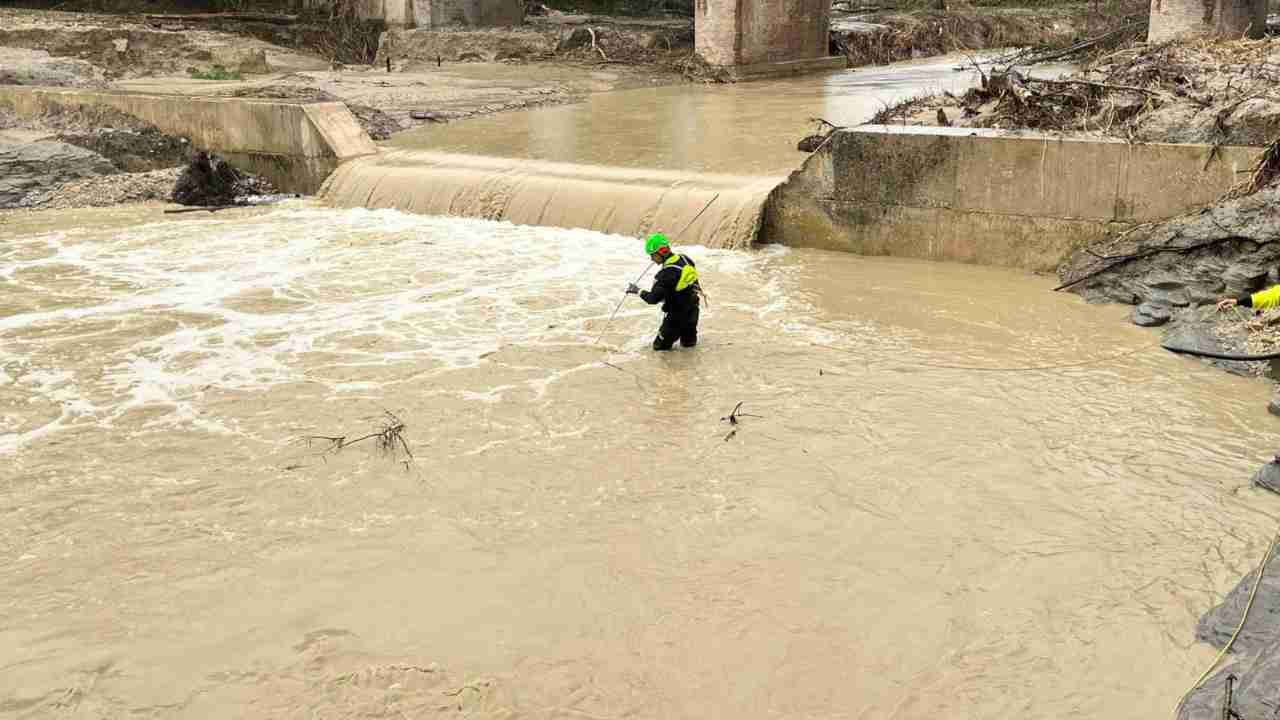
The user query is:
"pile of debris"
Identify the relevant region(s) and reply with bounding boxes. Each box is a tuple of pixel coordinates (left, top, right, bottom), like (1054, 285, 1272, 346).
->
(554, 23, 694, 71)
(172, 151, 277, 207)
(872, 36, 1280, 147)
(830, 8, 1085, 69)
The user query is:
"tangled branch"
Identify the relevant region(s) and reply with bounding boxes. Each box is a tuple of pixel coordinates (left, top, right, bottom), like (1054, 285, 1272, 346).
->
(300, 410, 415, 468)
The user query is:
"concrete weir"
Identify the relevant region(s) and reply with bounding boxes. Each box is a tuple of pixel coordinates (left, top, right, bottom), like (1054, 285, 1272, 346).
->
(763, 126, 1261, 272)
(0, 86, 377, 193)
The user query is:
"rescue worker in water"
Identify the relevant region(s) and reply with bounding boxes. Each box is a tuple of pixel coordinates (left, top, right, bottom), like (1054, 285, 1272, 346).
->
(625, 233, 701, 351)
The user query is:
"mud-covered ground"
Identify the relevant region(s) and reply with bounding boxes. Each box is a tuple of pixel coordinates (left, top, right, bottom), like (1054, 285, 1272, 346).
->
(1030, 39, 1280, 378)
(872, 34, 1280, 147)
(0, 104, 192, 210)
(830, 5, 1085, 67)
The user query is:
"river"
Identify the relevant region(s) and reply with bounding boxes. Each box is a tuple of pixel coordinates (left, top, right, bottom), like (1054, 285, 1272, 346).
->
(3, 57, 1279, 720)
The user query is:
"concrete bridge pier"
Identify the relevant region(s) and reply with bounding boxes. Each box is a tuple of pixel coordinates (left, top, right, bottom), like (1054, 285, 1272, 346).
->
(695, 0, 845, 80)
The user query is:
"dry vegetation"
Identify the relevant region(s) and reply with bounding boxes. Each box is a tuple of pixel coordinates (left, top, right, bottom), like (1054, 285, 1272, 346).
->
(833, 10, 1076, 67)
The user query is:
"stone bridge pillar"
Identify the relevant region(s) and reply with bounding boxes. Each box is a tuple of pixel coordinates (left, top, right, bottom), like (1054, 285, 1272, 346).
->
(695, 0, 845, 80)
(1148, 0, 1266, 42)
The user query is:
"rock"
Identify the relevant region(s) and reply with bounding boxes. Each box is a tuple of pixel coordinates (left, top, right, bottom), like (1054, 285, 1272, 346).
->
(1132, 302, 1172, 327)
(1252, 458, 1280, 494)
(1197, 549, 1280, 656)
(1223, 98, 1280, 148)
(1161, 307, 1258, 377)
(21, 167, 182, 211)
(1177, 651, 1280, 720)
(1061, 186, 1280, 312)
(1183, 544, 1280, 720)
(0, 140, 117, 209)
(0, 47, 106, 88)
(1268, 397, 1280, 418)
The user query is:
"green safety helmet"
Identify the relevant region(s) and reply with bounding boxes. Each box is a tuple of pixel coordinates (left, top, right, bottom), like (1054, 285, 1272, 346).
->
(645, 233, 670, 256)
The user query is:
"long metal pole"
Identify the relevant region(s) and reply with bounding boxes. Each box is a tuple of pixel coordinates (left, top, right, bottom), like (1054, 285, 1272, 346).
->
(593, 193, 721, 345)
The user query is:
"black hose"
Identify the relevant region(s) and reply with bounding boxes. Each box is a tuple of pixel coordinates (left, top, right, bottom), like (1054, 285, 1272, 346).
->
(1163, 344, 1280, 361)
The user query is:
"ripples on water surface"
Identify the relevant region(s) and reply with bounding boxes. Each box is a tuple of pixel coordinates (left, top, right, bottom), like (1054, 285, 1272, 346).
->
(2, 203, 1279, 719)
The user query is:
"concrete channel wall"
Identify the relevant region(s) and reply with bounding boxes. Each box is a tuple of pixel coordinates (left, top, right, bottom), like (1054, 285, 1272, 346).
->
(762, 126, 1261, 272)
(0, 86, 377, 194)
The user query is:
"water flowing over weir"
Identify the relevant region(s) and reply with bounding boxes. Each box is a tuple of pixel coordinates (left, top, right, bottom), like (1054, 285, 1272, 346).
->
(321, 150, 781, 249)
(320, 55, 1078, 247)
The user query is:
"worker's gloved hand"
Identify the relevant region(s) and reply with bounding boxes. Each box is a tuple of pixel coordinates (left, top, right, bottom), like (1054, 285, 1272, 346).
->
(625, 283, 641, 295)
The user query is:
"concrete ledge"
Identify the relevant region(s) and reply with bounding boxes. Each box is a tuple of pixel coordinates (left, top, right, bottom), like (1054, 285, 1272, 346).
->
(0, 86, 377, 193)
(724, 56, 847, 81)
(763, 125, 1262, 271)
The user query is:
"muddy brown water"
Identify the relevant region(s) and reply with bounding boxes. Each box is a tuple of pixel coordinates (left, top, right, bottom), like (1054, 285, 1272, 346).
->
(4, 202, 1280, 718)
(385, 55, 1075, 175)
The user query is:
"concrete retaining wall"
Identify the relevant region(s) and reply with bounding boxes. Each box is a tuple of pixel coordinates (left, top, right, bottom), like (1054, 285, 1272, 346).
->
(0, 86, 377, 193)
(763, 126, 1261, 271)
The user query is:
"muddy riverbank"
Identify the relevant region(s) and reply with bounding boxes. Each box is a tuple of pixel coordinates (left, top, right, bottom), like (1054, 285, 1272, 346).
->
(0, 103, 190, 210)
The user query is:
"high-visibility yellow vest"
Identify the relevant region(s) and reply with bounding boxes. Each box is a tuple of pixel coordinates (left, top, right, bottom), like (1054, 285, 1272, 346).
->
(1252, 285, 1280, 310)
(665, 254, 700, 292)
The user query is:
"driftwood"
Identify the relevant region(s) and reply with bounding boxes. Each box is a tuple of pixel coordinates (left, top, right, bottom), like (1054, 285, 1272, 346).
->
(299, 411, 415, 469)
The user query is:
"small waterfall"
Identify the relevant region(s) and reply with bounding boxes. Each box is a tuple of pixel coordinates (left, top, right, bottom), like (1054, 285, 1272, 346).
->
(321, 149, 783, 249)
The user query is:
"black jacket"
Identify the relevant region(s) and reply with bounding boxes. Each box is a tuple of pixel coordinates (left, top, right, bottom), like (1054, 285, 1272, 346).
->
(640, 254, 699, 315)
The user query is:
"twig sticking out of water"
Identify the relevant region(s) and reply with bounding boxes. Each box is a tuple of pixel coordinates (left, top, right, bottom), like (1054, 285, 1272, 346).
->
(301, 410, 415, 468)
(721, 401, 763, 441)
